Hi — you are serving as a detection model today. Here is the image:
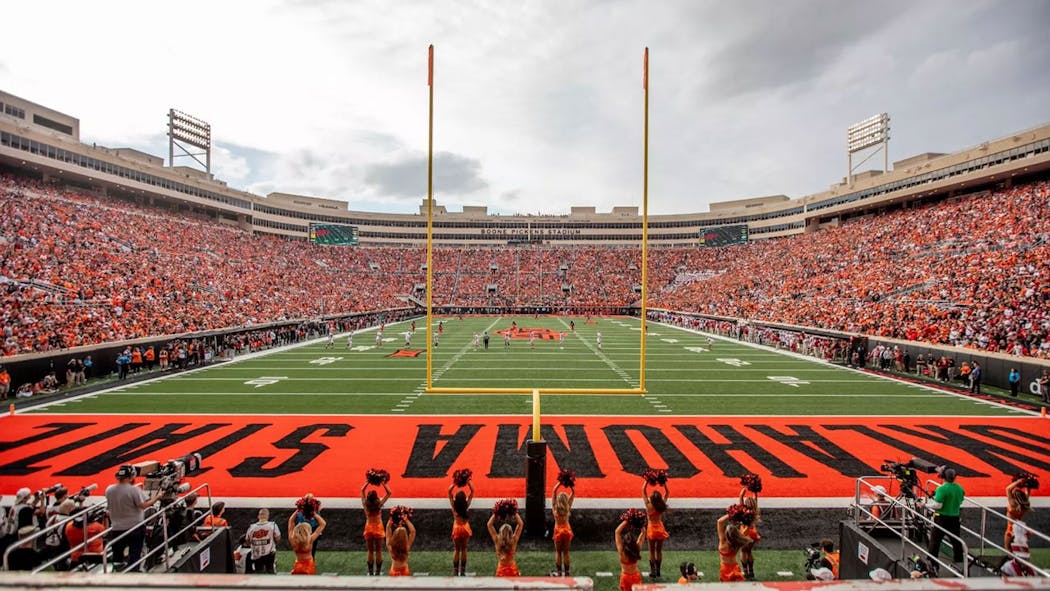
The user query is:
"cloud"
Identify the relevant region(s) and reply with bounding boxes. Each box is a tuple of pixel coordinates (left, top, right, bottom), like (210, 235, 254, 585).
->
(210, 145, 251, 182)
(363, 151, 488, 199)
(3, 0, 1049, 217)
(697, 1, 904, 100)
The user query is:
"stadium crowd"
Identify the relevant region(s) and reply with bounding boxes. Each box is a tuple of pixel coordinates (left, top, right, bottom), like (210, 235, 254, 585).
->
(651, 181, 1050, 359)
(3, 173, 1049, 358)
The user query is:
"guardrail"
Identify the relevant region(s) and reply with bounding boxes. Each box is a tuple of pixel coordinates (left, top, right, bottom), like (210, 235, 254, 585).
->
(921, 478, 1048, 577)
(851, 475, 970, 577)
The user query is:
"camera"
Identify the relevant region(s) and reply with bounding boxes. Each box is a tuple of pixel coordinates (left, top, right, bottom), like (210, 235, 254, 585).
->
(142, 453, 202, 501)
(72, 483, 98, 505)
(803, 542, 823, 571)
(880, 458, 939, 499)
(36, 483, 63, 499)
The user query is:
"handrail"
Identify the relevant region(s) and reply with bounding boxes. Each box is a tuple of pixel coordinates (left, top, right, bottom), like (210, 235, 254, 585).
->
(122, 483, 212, 573)
(853, 476, 970, 577)
(922, 478, 1049, 577)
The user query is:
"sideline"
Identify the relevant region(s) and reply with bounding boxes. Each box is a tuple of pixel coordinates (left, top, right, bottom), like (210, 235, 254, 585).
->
(9, 316, 422, 416)
(652, 320, 1041, 417)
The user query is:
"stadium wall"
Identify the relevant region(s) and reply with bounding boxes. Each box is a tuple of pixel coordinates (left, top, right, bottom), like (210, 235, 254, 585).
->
(0, 308, 413, 397)
(650, 309, 1050, 398)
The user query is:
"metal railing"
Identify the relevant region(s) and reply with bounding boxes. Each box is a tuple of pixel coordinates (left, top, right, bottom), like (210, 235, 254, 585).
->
(921, 478, 1049, 577)
(852, 476, 970, 577)
(106, 483, 213, 573)
(3, 482, 212, 574)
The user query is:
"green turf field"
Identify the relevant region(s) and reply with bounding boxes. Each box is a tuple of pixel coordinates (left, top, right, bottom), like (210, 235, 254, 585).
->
(34, 316, 1026, 417)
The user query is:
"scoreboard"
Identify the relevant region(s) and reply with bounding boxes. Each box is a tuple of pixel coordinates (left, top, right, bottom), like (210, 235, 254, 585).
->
(698, 225, 748, 247)
(309, 223, 359, 245)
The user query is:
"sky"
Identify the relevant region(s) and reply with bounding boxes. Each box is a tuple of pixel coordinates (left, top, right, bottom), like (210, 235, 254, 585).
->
(1, 0, 1048, 215)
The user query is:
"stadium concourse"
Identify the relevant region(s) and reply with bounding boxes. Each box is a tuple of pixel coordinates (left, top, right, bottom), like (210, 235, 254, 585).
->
(2, 174, 1049, 360)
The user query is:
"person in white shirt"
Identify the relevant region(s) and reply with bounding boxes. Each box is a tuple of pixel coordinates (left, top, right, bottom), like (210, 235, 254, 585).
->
(245, 508, 281, 574)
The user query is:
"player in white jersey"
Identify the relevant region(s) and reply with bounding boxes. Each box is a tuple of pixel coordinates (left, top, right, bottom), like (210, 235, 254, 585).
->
(404, 331, 412, 348)
(472, 332, 480, 351)
(559, 331, 565, 349)
(706, 336, 715, 350)
(433, 331, 440, 348)
(346, 332, 354, 349)
(596, 331, 602, 350)
(376, 330, 383, 348)
(326, 331, 335, 349)
(504, 331, 511, 348)
(529, 331, 536, 349)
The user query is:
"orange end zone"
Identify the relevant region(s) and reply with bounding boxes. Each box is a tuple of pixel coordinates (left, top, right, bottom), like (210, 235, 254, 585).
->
(0, 415, 1046, 499)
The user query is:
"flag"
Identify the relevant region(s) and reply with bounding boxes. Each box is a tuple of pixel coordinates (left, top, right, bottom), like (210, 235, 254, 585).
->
(643, 47, 648, 90)
(428, 45, 433, 86)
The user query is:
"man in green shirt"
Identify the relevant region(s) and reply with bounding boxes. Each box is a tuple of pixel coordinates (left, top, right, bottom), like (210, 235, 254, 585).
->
(924, 467, 965, 563)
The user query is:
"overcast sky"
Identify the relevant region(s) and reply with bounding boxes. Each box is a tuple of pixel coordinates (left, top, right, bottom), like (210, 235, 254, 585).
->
(2, 0, 1048, 215)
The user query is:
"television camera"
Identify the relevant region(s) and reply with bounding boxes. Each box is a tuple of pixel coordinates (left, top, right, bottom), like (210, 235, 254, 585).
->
(803, 542, 823, 571)
(139, 452, 203, 501)
(880, 458, 941, 499)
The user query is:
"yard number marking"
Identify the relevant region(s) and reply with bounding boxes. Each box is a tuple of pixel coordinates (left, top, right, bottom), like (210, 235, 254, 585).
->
(244, 376, 288, 388)
(310, 357, 344, 365)
(767, 375, 809, 387)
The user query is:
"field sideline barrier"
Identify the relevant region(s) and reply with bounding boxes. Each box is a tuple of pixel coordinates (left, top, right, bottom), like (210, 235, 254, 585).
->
(637, 579, 1050, 590)
(0, 573, 594, 590)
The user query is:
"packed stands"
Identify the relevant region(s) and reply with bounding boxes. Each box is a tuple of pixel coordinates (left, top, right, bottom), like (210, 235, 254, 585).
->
(3, 174, 1049, 358)
(651, 181, 1050, 359)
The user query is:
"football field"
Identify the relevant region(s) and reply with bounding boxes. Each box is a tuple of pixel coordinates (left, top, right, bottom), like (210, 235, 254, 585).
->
(3, 316, 1046, 502)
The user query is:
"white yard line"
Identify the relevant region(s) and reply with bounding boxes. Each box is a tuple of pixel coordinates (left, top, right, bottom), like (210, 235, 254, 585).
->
(12, 318, 421, 416)
(652, 320, 1043, 417)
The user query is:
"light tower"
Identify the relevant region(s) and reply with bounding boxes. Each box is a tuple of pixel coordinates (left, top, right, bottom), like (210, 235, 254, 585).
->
(167, 109, 212, 173)
(846, 113, 890, 184)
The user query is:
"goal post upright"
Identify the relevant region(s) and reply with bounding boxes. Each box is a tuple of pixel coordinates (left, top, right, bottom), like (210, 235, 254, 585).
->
(640, 47, 649, 393)
(425, 44, 435, 391)
(423, 45, 647, 396)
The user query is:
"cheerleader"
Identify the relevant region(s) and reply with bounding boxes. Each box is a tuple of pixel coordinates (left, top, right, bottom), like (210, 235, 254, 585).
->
(448, 482, 475, 576)
(738, 487, 761, 579)
(615, 520, 645, 591)
(289, 514, 326, 575)
(1004, 475, 1034, 563)
(386, 515, 416, 576)
(361, 481, 391, 575)
(643, 480, 669, 579)
(552, 481, 576, 576)
(487, 512, 523, 576)
(716, 513, 752, 582)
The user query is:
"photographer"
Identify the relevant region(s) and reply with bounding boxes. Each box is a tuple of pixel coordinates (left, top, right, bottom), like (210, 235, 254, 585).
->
(817, 538, 839, 579)
(105, 465, 164, 571)
(43, 499, 76, 569)
(65, 507, 107, 568)
(921, 467, 965, 565)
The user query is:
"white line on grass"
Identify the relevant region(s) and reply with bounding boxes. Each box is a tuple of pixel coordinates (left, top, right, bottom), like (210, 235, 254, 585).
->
(652, 320, 1042, 417)
(558, 318, 636, 387)
(13, 317, 423, 416)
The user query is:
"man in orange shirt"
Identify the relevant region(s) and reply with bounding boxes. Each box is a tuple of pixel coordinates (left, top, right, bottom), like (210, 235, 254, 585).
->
(130, 348, 143, 374)
(0, 366, 10, 400)
(144, 347, 155, 372)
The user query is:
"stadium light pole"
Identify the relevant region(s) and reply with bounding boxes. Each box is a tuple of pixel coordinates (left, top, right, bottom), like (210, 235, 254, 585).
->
(426, 44, 434, 391)
(640, 47, 649, 392)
